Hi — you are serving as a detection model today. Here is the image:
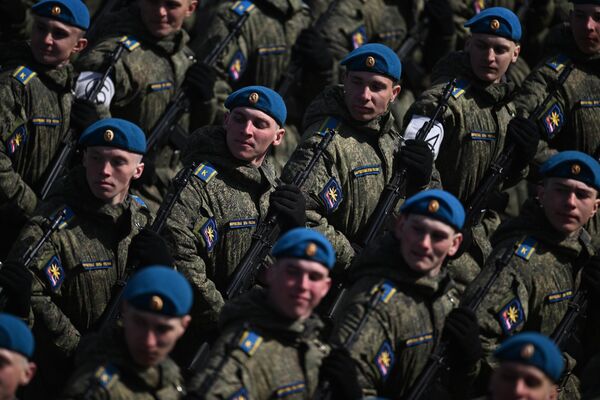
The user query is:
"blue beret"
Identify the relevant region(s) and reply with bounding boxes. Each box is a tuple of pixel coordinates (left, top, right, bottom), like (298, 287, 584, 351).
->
(0, 313, 34, 358)
(494, 332, 564, 382)
(225, 85, 287, 126)
(539, 151, 600, 190)
(79, 118, 147, 155)
(341, 43, 402, 81)
(272, 228, 336, 270)
(464, 7, 522, 42)
(400, 189, 465, 230)
(123, 266, 193, 317)
(32, 0, 90, 30)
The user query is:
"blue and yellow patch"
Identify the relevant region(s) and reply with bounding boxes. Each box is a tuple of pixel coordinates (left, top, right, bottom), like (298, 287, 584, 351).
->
(379, 281, 397, 304)
(200, 218, 218, 252)
(469, 131, 496, 141)
(275, 381, 305, 398)
(546, 289, 573, 304)
(350, 25, 367, 49)
(44, 256, 65, 291)
(541, 103, 564, 140)
(514, 236, 537, 261)
(451, 78, 470, 99)
(129, 194, 147, 208)
(6, 124, 26, 156)
(81, 260, 112, 271)
(317, 117, 341, 137)
(353, 164, 381, 178)
(193, 162, 218, 184)
(119, 35, 140, 51)
(319, 177, 343, 213)
(231, 0, 255, 16)
(374, 340, 395, 379)
(94, 363, 118, 388)
(12, 66, 37, 85)
(546, 54, 569, 72)
(258, 45, 287, 56)
(473, 0, 486, 13)
(405, 333, 434, 348)
(498, 297, 524, 335)
(579, 99, 600, 108)
(31, 117, 61, 126)
(228, 51, 247, 82)
(53, 206, 75, 229)
(238, 330, 263, 356)
(149, 81, 173, 92)
(228, 218, 257, 230)
(228, 387, 248, 400)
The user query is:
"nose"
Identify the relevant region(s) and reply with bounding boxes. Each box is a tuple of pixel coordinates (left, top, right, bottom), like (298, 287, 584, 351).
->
(511, 378, 529, 396)
(143, 329, 158, 348)
(486, 48, 495, 63)
(417, 233, 432, 251)
(585, 15, 595, 31)
(158, 4, 168, 17)
(100, 161, 112, 177)
(297, 272, 310, 291)
(359, 85, 371, 101)
(242, 120, 254, 136)
(43, 32, 53, 46)
(566, 191, 577, 207)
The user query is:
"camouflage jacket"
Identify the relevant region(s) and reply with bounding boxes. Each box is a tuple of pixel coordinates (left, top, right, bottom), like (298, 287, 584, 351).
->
(60, 326, 185, 399)
(162, 126, 278, 336)
(330, 233, 460, 398)
(187, 288, 330, 399)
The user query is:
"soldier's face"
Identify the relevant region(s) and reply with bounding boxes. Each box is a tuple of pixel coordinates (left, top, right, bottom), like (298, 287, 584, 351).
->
(0, 349, 36, 399)
(138, 0, 197, 39)
(395, 214, 462, 277)
(122, 304, 190, 367)
(30, 16, 87, 67)
(266, 258, 331, 320)
(82, 147, 145, 206)
(570, 4, 600, 55)
(224, 107, 284, 167)
(466, 34, 520, 83)
(537, 178, 600, 236)
(489, 362, 558, 400)
(343, 71, 401, 122)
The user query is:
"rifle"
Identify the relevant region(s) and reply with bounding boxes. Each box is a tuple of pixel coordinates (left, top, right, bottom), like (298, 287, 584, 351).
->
(396, 18, 429, 61)
(145, 3, 255, 152)
(98, 162, 197, 330)
(403, 243, 518, 400)
(224, 125, 337, 300)
(39, 43, 126, 200)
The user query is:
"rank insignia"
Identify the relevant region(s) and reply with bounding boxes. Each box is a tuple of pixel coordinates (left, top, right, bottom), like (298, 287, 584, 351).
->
(228, 387, 248, 400)
(317, 117, 341, 137)
(238, 330, 263, 356)
(200, 218, 218, 252)
(451, 78, 470, 99)
(119, 35, 140, 51)
(541, 103, 564, 139)
(31, 117, 60, 126)
(405, 333, 434, 347)
(374, 340, 394, 379)
(353, 164, 381, 178)
(44, 256, 65, 291)
(94, 363, 118, 388)
(498, 298, 524, 335)
(276, 381, 305, 398)
(546, 289, 573, 304)
(515, 236, 537, 261)
(228, 51, 246, 82)
(257, 45, 287, 56)
(6, 124, 26, 156)
(470, 130, 496, 141)
(193, 162, 218, 184)
(228, 218, 257, 230)
(350, 26, 367, 49)
(12, 66, 37, 86)
(319, 177, 343, 213)
(149, 81, 173, 92)
(129, 194, 147, 208)
(579, 99, 600, 108)
(546, 54, 569, 72)
(379, 281, 397, 304)
(81, 260, 113, 270)
(231, 0, 255, 16)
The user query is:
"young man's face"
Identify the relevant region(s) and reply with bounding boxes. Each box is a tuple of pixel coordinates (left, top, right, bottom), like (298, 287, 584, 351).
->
(490, 361, 558, 400)
(466, 33, 520, 83)
(0, 349, 36, 400)
(82, 146, 144, 206)
(30, 16, 87, 67)
(570, 4, 600, 55)
(122, 303, 190, 368)
(224, 107, 284, 167)
(266, 258, 331, 321)
(343, 70, 401, 122)
(138, 0, 197, 39)
(537, 177, 600, 236)
(395, 214, 462, 277)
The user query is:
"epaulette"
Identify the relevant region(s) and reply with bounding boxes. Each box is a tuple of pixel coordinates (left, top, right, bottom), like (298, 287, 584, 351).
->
(119, 35, 140, 52)
(12, 66, 37, 86)
(316, 117, 341, 137)
(51, 205, 75, 230)
(193, 162, 218, 184)
(514, 236, 538, 261)
(378, 281, 397, 304)
(91, 363, 119, 390)
(237, 329, 263, 356)
(129, 194, 148, 209)
(451, 78, 470, 99)
(545, 54, 570, 73)
(230, 0, 256, 16)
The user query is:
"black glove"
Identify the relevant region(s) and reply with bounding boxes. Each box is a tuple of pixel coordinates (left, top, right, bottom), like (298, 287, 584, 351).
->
(0, 262, 32, 318)
(71, 98, 102, 132)
(127, 228, 174, 268)
(442, 307, 482, 369)
(269, 184, 306, 232)
(398, 139, 434, 193)
(319, 348, 362, 400)
(425, 0, 455, 36)
(185, 62, 217, 102)
(582, 255, 600, 302)
(506, 116, 540, 173)
(292, 28, 333, 71)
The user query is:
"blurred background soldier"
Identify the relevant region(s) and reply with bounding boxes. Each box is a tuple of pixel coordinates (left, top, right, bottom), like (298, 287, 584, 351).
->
(0, 313, 36, 400)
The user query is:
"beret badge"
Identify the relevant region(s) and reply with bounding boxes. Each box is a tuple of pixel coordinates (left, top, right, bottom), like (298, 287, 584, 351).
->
(571, 164, 581, 175)
(150, 295, 163, 311)
(428, 200, 439, 213)
(490, 19, 500, 31)
(365, 56, 376, 68)
(51, 5, 61, 15)
(306, 242, 317, 257)
(520, 343, 535, 359)
(248, 92, 259, 104)
(103, 129, 114, 142)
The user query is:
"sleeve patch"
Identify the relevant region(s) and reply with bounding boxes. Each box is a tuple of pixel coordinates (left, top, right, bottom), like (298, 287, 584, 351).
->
(228, 51, 247, 82)
(44, 256, 65, 291)
(193, 162, 218, 184)
(81, 260, 113, 270)
(352, 164, 381, 178)
(6, 124, 27, 156)
(129, 194, 148, 208)
(540, 103, 564, 140)
(148, 81, 173, 92)
(238, 330, 263, 356)
(275, 381, 305, 398)
(319, 177, 343, 213)
(546, 54, 570, 72)
(31, 117, 61, 126)
(228, 218, 257, 230)
(350, 25, 367, 49)
(451, 78, 470, 99)
(119, 35, 140, 51)
(405, 332, 434, 348)
(374, 340, 395, 379)
(200, 218, 218, 252)
(257, 45, 287, 56)
(93, 363, 119, 388)
(514, 236, 538, 261)
(228, 387, 249, 400)
(230, 0, 255, 15)
(12, 66, 37, 85)
(546, 289, 573, 304)
(497, 298, 525, 335)
(316, 117, 341, 137)
(469, 130, 496, 141)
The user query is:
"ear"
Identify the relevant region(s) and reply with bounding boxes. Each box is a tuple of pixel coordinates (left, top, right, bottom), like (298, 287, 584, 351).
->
(72, 37, 88, 55)
(393, 213, 407, 241)
(591, 197, 600, 218)
(271, 127, 285, 147)
(446, 232, 463, 257)
(20, 361, 37, 385)
(391, 84, 402, 102)
(180, 315, 191, 331)
(132, 161, 145, 180)
(511, 44, 521, 63)
(536, 183, 546, 203)
(186, 0, 198, 16)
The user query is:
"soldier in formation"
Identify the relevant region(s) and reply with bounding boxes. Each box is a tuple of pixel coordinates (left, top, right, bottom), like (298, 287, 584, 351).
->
(0, 313, 36, 399)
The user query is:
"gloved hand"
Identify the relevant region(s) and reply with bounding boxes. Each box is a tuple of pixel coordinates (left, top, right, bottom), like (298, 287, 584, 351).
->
(0, 261, 32, 318)
(398, 139, 434, 193)
(71, 98, 102, 132)
(127, 228, 174, 268)
(292, 28, 333, 71)
(185, 62, 217, 102)
(442, 307, 482, 369)
(319, 348, 363, 400)
(425, 0, 455, 36)
(582, 255, 600, 302)
(269, 184, 306, 232)
(506, 116, 540, 173)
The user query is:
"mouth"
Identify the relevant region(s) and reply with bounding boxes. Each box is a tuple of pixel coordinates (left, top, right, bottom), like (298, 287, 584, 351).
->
(353, 105, 372, 113)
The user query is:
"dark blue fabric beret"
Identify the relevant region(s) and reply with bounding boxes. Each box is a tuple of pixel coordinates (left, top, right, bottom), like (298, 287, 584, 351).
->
(464, 7, 522, 42)
(225, 85, 287, 126)
(32, 0, 90, 30)
(400, 189, 465, 230)
(0, 313, 34, 358)
(272, 228, 336, 270)
(540, 150, 600, 190)
(341, 43, 402, 81)
(79, 118, 147, 154)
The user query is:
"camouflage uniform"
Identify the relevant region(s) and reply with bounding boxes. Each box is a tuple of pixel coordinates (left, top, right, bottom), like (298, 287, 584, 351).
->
(60, 326, 185, 399)
(186, 288, 329, 399)
(330, 233, 460, 398)
(0, 41, 75, 258)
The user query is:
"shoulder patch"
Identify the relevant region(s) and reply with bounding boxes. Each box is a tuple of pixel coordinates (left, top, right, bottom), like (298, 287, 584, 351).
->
(352, 164, 381, 178)
(546, 289, 573, 304)
(44, 256, 65, 291)
(199, 218, 218, 252)
(405, 332, 434, 348)
(228, 387, 249, 400)
(193, 162, 218, 184)
(228, 218, 257, 230)
(497, 297, 525, 335)
(93, 363, 119, 389)
(379, 281, 397, 304)
(238, 330, 263, 356)
(275, 381, 305, 398)
(514, 236, 538, 261)
(374, 340, 394, 379)
(350, 25, 367, 49)
(129, 194, 147, 208)
(228, 50, 246, 82)
(545, 54, 570, 72)
(6, 124, 27, 156)
(12, 66, 37, 85)
(451, 78, 470, 99)
(540, 103, 564, 140)
(231, 0, 256, 15)
(81, 260, 113, 271)
(316, 117, 341, 137)
(119, 35, 140, 51)
(319, 177, 343, 213)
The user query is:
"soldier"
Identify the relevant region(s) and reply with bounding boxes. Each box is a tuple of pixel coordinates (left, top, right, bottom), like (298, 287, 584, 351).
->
(281, 43, 436, 272)
(2, 118, 173, 398)
(0, 313, 36, 399)
(60, 265, 192, 399)
(463, 151, 600, 397)
(185, 227, 361, 399)
(0, 0, 89, 259)
(330, 189, 481, 398)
